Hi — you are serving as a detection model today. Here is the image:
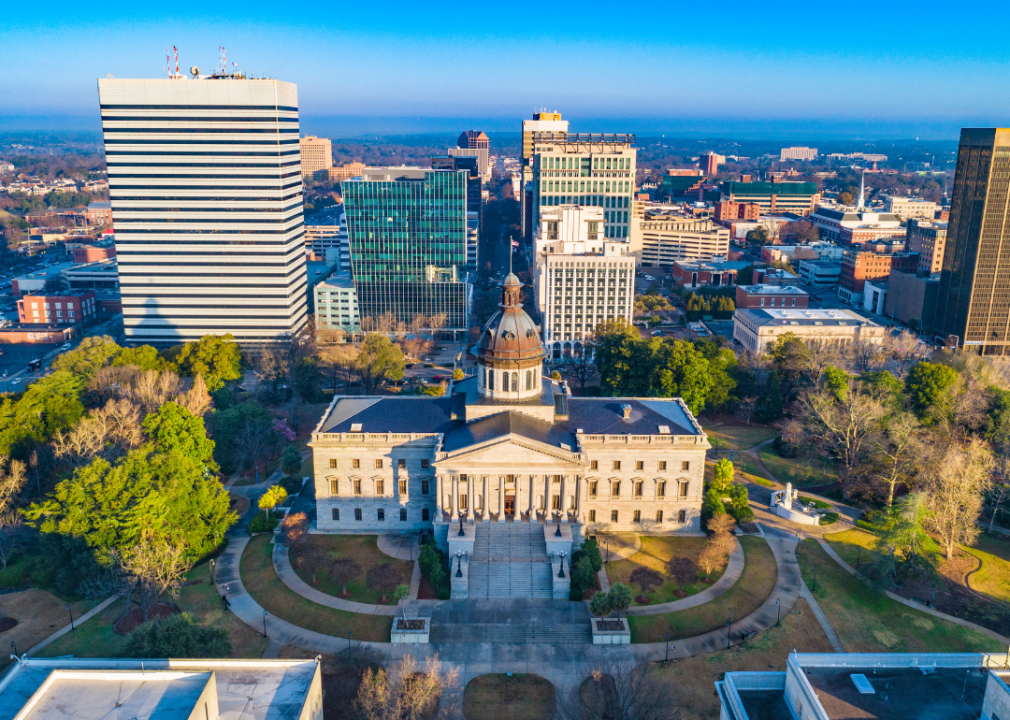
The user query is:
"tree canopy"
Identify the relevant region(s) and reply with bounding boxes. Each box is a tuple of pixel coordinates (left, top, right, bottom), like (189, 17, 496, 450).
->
(356, 334, 405, 393)
(142, 401, 215, 465)
(0, 371, 85, 457)
(162, 335, 242, 392)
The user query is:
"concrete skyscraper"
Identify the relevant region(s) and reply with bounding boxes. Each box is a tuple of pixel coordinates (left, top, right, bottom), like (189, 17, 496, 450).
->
(96, 73, 308, 346)
(934, 128, 1010, 353)
(521, 112, 569, 240)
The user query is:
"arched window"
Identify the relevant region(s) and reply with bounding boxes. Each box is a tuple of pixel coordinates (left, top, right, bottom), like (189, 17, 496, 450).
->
(488, 369, 494, 390)
(502, 372, 509, 392)
(512, 372, 518, 390)
(525, 370, 532, 390)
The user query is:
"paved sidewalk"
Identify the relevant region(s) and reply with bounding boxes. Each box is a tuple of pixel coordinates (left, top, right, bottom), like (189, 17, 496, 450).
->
(26, 595, 118, 657)
(799, 582, 845, 652)
(626, 538, 744, 616)
(273, 543, 399, 616)
(377, 534, 418, 561)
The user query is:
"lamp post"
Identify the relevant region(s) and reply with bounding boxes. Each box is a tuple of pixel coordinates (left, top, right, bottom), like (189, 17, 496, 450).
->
(812, 565, 817, 593)
(555, 515, 562, 537)
(726, 619, 731, 649)
(558, 551, 566, 579)
(456, 551, 463, 578)
(458, 517, 466, 537)
(664, 633, 670, 664)
(210, 559, 216, 584)
(930, 585, 937, 609)
(262, 611, 268, 639)
(776, 598, 782, 627)
(66, 604, 75, 632)
(10, 641, 16, 658)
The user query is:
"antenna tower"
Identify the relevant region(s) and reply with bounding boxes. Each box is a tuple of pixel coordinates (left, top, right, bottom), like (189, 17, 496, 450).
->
(174, 46, 179, 77)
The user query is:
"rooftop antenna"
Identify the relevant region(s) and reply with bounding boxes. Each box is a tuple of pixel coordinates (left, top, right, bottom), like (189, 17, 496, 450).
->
(166, 46, 170, 78)
(173, 46, 179, 78)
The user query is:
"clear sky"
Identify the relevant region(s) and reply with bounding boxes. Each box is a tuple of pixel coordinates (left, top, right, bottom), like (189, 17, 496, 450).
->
(2, 0, 1009, 138)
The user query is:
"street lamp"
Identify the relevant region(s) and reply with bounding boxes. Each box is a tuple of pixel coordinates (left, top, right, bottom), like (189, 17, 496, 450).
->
(210, 559, 216, 584)
(66, 604, 75, 632)
(456, 551, 463, 578)
(262, 611, 268, 639)
(664, 633, 670, 664)
(10, 641, 16, 658)
(555, 515, 562, 537)
(775, 598, 781, 627)
(812, 565, 817, 593)
(726, 619, 731, 649)
(558, 551, 566, 579)
(930, 585, 937, 609)
(458, 517, 466, 537)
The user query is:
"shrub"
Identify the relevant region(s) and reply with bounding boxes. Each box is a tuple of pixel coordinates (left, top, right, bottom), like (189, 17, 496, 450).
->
(279, 475, 303, 495)
(581, 537, 603, 573)
(772, 436, 798, 458)
(124, 612, 231, 658)
(590, 591, 611, 618)
(418, 539, 450, 599)
(248, 513, 280, 534)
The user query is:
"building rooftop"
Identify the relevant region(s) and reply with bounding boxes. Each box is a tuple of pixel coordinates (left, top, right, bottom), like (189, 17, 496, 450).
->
(12, 262, 76, 283)
(63, 259, 118, 275)
(674, 259, 751, 272)
(736, 308, 879, 328)
(0, 658, 320, 720)
(736, 284, 809, 295)
(86, 201, 111, 210)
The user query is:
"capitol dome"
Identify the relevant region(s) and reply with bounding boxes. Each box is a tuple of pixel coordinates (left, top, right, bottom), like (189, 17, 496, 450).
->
(476, 274, 545, 400)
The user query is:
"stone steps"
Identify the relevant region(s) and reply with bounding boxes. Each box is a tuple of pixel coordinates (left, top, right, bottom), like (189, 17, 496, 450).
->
(468, 523, 554, 599)
(429, 623, 592, 644)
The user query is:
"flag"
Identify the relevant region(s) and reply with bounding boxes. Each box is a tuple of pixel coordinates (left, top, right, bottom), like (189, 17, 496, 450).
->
(511, 239, 519, 248)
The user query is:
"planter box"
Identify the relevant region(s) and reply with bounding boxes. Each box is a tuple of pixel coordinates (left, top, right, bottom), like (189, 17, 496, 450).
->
(391, 616, 430, 644)
(591, 617, 630, 645)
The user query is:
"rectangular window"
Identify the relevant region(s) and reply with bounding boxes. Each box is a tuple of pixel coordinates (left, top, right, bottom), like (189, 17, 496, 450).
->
(377, 509, 385, 521)
(678, 509, 687, 523)
(612, 481, 621, 497)
(354, 480, 362, 495)
(422, 508, 430, 522)
(399, 480, 407, 495)
(421, 459, 429, 469)
(636, 461, 644, 471)
(633, 509, 642, 523)
(611, 510, 619, 523)
(681, 461, 690, 471)
(680, 482, 690, 498)
(330, 479, 339, 495)
(398, 459, 406, 469)
(656, 510, 664, 523)
(400, 509, 407, 521)
(590, 460, 599, 470)
(589, 509, 597, 523)
(376, 480, 385, 495)
(659, 461, 667, 471)
(375, 459, 383, 469)
(354, 508, 362, 521)
(329, 459, 337, 469)
(421, 480, 429, 495)
(353, 459, 361, 469)
(590, 481, 598, 497)
(658, 481, 666, 497)
(332, 508, 340, 521)
(459, 494, 468, 510)
(635, 482, 643, 497)
(613, 461, 621, 471)
(552, 495, 561, 510)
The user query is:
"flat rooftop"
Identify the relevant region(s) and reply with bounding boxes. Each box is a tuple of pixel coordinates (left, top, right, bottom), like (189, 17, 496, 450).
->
(737, 284, 808, 295)
(12, 263, 75, 282)
(805, 666, 989, 720)
(738, 308, 880, 328)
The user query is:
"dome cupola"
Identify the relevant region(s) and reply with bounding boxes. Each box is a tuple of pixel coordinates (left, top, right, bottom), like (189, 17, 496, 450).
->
(476, 274, 544, 400)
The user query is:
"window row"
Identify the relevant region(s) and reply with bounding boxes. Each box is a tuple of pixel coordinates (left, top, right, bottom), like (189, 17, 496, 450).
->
(587, 509, 688, 524)
(590, 460, 690, 472)
(328, 458, 430, 470)
(589, 480, 691, 498)
(329, 479, 430, 496)
(332, 507, 430, 522)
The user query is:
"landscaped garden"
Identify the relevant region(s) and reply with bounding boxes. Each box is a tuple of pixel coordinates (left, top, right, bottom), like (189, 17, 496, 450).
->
(627, 536, 776, 643)
(796, 539, 1003, 653)
(463, 674, 556, 720)
(0, 590, 95, 666)
(605, 536, 726, 604)
(241, 534, 392, 641)
(288, 535, 413, 604)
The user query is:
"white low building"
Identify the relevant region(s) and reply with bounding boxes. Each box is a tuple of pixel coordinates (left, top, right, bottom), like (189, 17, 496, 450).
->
(733, 308, 885, 354)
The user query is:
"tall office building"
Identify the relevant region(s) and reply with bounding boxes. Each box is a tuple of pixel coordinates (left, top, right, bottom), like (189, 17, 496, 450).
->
(96, 75, 308, 346)
(531, 134, 637, 240)
(299, 136, 333, 176)
(521, 112, 569, 240)
(449, 131, 490, 180)
(934, 128, 1010, 353)
(342, 168, 469, 334)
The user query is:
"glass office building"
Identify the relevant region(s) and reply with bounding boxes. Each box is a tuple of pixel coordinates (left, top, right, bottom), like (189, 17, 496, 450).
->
(343, 168, 469, 333)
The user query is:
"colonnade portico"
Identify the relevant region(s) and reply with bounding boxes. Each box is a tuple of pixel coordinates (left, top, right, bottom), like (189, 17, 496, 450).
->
(435, 471, 586, 523)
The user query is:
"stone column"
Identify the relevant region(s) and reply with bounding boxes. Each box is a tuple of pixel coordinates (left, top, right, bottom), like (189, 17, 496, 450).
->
(467, 475, 474, 522)
(498, 474, 506, 522)
(482, 475, 488, 521)
(450, 475, 458, 520)
(574, 475, 582, 522)
(559, 474, 567, 522)
(436, 474, 443, 519)
(515, 473, 522, 522)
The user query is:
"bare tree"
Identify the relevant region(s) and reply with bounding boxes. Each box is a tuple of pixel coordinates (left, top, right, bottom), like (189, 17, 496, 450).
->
(321, 344, 360, 393)
(666, 557, 697, 596)
(0, 512, 27, 569)
(176, 373, 213, 417)
(847, 339, 885, 373)
(563, 340, 599, 393)
(872, 412, 922, 507)
(357, 654, 460, 720)
(331, 556, 362, 596)
(887, 330, 930, 378)
(697, 541, 726, 580)
(557, 661, 681, 720)
(126, 369, 181, 414)
(923, 439, 993, 559)
(121, 539, 192, 622)
(736, 396, 759, 425)
(366, 564, 400, 603)
(0, 456, 27, 514)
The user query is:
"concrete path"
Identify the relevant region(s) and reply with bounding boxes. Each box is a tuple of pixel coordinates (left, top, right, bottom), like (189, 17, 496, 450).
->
(272, 543, 399, 616)
(26, 595, 119, 657)
(626, 538, 744, 616)
(261, 638, 284, 659)
(816, 538, 1010, 645)
(596, 568, 610, 593)
(377, 534, 418, 561)
(799, 582, 845, 652)
(596, 533, 641, 562)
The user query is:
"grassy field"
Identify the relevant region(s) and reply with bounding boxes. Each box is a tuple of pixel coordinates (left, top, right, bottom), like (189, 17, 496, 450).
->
(705, 425, 778, 452)
(759, 448, 839, 488)
(463, 674, 556, 720)
(824, 528, 880, 568)
(0, 590, 96, 666)
(796, 539, 1002, 653)
(241, 534, 392, 642)
(960, 532, 1010, 606)
(628, 536, 776, 643)
(652, 598, 833, 720)
(606, 537, 723, 604)
(289, 535, 412, 605)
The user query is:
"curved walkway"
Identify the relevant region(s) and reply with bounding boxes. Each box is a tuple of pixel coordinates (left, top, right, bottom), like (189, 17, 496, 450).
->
(626, 538, 745, 616)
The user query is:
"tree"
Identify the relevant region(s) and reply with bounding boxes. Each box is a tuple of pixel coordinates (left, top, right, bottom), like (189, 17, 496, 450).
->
(847, 339, 884, 374)
(572, 556, 596, 597)
(607, 583, 632, 619)
(923, 440, 993, 559)
(0, 512, 27, 569)
(550, 370, 562, 380)
(258, 485, 288, 520)
(393, 584, 410, 620)
(905, 361, 959, 423)
(873, 412, 921, 506)
(712, 459, 734, 493)
(698, 541, 727, 580)
(357, 655, 459, 720)
(290, 358, 325, 402)
(121, 539, 191, 622)
(871, 493, 939, 587)
(745, 226, 768, 245)
(281, 512, 309, 547)
(366, 563, 399, 602)
(163, 334, 242, 392)
(650, 340, 713, 414)
(114, 345, 164, 372)
(887, 330, 930, 378)
(702, 486, 727, 521)
(558, 660, 681, 720)
(124, 612, 231, 658)
(755, 370, 783, 423)
(667, 556, 697, 595)
(280, 445, 302, 477)
(0, 371, 85, 457)
(707, 513, 737, 542)
(563, 341, 600, 393)
(629, 566, 662, 602)
(51, 335, 122, 377)
(839, 191, 853, 206)
(0, 456, 27, 514)
(330, 556, 362, 596)
(781, 220, 819, 244)
(25, 449, 235, 565)
(590, 591, 612, 619)
(141, 401, 215, 465)
(452, 368, 465, 381)
(581, 536, 603, 573)
(356, 334, 406, 393)
(176, 374, 213, 417)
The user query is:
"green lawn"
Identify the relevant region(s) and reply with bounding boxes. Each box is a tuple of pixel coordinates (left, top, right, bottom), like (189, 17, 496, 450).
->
(241, 534, 392, 642)
(824, 528, 881, 569)
(606, 537, 724, 604)
(463, 674, 556, 720)
(289, 535, 413, 605)
(37, 598, 128, 658)
(628, 536, 776, 643)
(960, 532, 1010, 606)
(796, 539, 1001, 653)
(706, 425, 778, 452)
(759, 448, 839, 488)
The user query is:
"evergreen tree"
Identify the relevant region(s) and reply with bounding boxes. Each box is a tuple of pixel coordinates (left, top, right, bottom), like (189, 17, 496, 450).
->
(756, 370, 784, 423)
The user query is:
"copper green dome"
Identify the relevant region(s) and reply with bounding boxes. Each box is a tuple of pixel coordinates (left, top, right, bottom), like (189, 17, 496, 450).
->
(477, 275, 544, 363)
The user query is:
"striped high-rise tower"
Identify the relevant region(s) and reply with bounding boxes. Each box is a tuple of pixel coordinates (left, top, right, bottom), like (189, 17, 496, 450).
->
(96, 74, 308, 345)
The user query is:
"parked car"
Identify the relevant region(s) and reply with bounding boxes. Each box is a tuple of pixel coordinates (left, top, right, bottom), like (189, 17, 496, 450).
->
(404, 363, 415, 369)
(432, 374, 446, 381)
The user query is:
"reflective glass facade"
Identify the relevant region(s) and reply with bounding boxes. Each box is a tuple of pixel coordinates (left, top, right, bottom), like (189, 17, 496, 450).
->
(344, 171, 469, 330)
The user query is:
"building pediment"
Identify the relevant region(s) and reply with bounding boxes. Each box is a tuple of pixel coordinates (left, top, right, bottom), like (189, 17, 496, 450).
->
(438, 435, 582, 469)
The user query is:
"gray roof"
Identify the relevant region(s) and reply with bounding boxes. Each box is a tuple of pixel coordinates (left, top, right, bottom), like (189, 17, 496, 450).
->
(317, 396, 456, 434)
(560, 398, 699, 436)
(443, 411, 576, 453)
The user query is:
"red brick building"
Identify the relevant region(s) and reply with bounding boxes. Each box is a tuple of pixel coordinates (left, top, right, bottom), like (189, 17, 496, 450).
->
(672, 259, 751, 288)
(714, 201, 761, 222)
(839, 250, 919, 300)
(73, 245, 117, 263)
(86, 202, 112, 226)
(17, 291, 97, 326)
(735, 285, 809, 309)
(700, 153, 720, 177)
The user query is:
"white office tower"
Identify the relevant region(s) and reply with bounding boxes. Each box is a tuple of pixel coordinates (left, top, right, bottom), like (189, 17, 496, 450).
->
(533, 205, 635, 359)
(96, 75, 308, 346)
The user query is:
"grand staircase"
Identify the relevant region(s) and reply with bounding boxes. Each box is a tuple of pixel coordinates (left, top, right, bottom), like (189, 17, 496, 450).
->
(467, 523, 553, 599)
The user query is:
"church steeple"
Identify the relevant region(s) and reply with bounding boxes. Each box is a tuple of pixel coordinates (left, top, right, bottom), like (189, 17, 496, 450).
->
(856, 169, 866, 210)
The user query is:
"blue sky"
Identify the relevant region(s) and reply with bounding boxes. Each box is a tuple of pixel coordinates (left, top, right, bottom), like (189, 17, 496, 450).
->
(2, 0, 1009, 138)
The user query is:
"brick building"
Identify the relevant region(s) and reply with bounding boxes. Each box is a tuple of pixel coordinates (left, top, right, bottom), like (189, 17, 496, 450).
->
(672, 259, 750, 288)
(838, 249, 919, 304)
(85, 202, 112, 226)
(17, 290, 96, 325)
(714, 201, 761, 222)
(906, 218, 948, 274)
(72, 245, 117, 263)
(734, 285, 809, 309)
